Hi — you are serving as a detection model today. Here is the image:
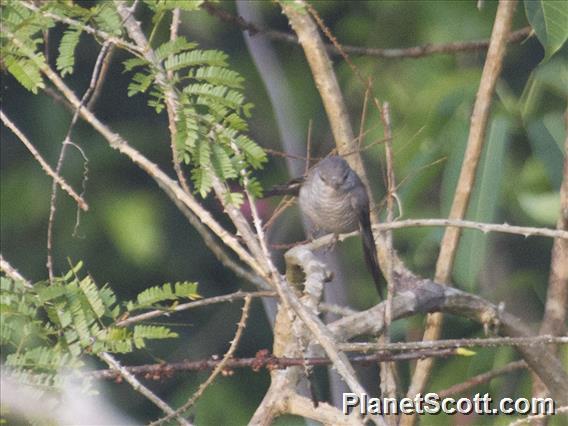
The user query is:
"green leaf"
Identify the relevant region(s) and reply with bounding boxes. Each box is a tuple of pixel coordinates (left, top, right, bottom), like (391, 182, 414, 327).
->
(518, 192, 560, 225)
(525, 0, 568, 60)
(79, 277, 105, 319)
(164, 50, 228, 72)
(211, 144, 238, 180)
(123, 57, 149, 72)
(224, 191, 244, 207)
(526, 117, 565, 188)
(3, 55, 45, 94)
(234, 135, 267, 169)
(56, 28, 82, 76)
(189, 66, 244, 88)
(174, 282, 200, 299)
(127, 281, 199, 311)
(191, 167, 213, 198)
(101, 193, 165, 265)
(245, 176, 264, 198)
(454, 117, 511, 291)
(143, 0, 205, 12)
(92, 3, 122, 36)
(128, 71, 155, 97)
(155, 37, 198, 61)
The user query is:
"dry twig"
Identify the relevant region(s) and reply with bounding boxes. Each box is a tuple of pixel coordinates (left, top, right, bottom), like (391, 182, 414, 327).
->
(0, 112, 88, 212)
(150, 295, 253, 425)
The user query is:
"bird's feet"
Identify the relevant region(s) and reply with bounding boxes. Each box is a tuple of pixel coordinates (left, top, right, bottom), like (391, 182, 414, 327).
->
(323, 233, 339, 253)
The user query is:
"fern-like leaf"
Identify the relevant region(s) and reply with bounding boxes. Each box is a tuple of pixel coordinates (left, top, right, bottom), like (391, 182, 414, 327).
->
(56, 28, 82, 76)
(164, 50, 228, 72)
(155, 37, 198, 61)
(133, 325, 177, 349)
(3, 55, 45, 94)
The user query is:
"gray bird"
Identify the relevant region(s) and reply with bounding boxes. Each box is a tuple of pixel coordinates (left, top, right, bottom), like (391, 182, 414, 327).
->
(298, 156, 383, 297)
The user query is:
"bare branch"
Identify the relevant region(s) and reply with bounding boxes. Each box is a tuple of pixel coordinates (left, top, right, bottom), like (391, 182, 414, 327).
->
(98, 352, 192, 426)
(531, 104, 568, 412)
(326, 276, 568, 404)
(5, 29, 264, 278)
(112, 2, 267, 289)
(0, 254, 33, 288)
(380, 101, 398, 402)
(371, 219, 568, 239)
(303, 219, 567, 256)
(201, 1, 532, 60)
(407, 1, 519, 411)
(91, 348, 458, 380)
(116, 290, 275, 328)
(46, 41, 110, 281)
(0, 111, 88, 212)
(150, 295, 253, 425)
(437, 360, 527, 398)
(339, 336, 568, 353)
(507, 406, 568, 426)
(20, 1, 142, 55)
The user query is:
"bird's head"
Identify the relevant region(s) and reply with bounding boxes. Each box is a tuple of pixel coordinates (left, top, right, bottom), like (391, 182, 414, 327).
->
(316, 156, 350, 190)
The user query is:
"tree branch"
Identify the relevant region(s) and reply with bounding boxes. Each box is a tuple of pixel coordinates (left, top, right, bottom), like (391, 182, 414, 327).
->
(531, 107, 568, 415)
(0, 111, 88, 212)
(91, 348, 459, 381)
(98, 352, 192, 426)
(407, 1, 519, 413)
(325, 274, 568, 405)
(150, 295, 253, 425)
(201, 1, 532, 60)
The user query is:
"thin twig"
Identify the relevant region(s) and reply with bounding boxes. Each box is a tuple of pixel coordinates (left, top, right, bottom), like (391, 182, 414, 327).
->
(98, 352, 192, 426)
(91, 348, 459, 380)
(357, 84, 371, 150)
(86, 46, 115, 111)
(304, 219, 567, 254)
(373, 219, 568, 239)
(305, 118, 313, 173)
(116, 290, 275, 328)
(0, 254, 33, 288)
(437, 360, 527, 398)
(20, 1, 143, 55)
(150, 295, 253, 425)
(262, 195, 297, 233)
(339, 336, 568, 353)
(0, 112, 88, 212)
(113, 3, 269, 285)
(507, 406, 568, 426)
(201, 1, 532, 60)
(380, 101, 397, 402)
(46, 41, 110, 282)
(166, 7, 192, 195)
(5, 28, 265, 279)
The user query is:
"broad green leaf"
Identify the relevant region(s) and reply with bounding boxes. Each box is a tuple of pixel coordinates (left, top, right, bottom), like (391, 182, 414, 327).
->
(518, 192, 560, 225)
(101, 193, 164, 265)
(454, 117, 511, 291)
(526, 117, 565, 188)
(525, 0, 568, 60)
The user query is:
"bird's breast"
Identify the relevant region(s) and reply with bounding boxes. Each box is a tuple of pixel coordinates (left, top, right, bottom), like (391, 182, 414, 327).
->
(299, 182, 359, 234)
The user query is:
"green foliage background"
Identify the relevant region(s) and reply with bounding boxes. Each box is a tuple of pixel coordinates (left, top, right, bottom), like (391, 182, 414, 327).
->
(1, 1, 566, 424)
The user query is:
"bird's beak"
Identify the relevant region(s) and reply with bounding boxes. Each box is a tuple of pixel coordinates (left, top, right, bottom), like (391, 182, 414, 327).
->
(329, 178, 342, 190)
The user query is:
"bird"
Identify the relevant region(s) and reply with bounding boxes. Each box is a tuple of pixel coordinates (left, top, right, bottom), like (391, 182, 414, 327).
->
(298, 156, 383, 297)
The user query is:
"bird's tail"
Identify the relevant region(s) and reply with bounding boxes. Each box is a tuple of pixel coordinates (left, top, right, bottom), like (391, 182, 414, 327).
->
(359, 217, 384, 299)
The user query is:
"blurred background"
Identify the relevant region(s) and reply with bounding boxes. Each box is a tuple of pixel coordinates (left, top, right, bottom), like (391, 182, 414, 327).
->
(1, 1, 566, 424)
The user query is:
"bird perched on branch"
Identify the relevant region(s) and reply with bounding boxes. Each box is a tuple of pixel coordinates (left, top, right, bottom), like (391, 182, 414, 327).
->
(293, 156, 383, 297)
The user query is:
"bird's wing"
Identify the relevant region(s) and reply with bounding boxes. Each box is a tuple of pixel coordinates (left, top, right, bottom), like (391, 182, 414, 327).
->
(351, 187, 384, 298)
